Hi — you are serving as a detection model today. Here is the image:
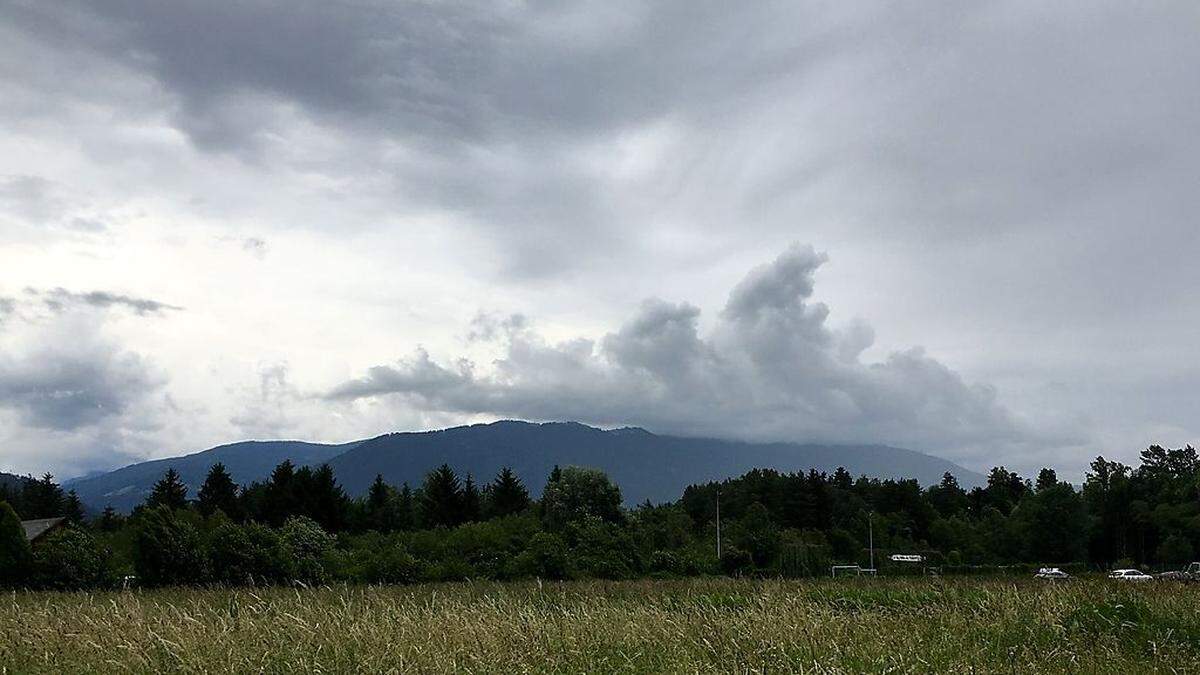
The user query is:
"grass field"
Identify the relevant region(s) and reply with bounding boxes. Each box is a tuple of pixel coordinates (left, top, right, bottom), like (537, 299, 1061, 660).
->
(4, 577, 1200, 673)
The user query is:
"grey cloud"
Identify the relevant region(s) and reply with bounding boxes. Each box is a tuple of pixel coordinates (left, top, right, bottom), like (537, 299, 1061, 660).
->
(329, 245, 1057, 462)
(0, 332, 165, 431)
(2, 0, 1196, 476)
(241, 237, 268, 259)
(31, 288, 182, 316)
(229, 363, 298, 438)
(0, 175, 108, 234)
(466, 312, 528, 343)
(10, 2, 1198, 283)
(0, 175, 60, 223)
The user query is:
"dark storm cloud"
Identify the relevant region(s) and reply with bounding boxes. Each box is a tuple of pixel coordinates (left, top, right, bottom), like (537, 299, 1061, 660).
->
(329, 245, 1045, 460)
(30, 288, 183, 316)
(7, 2, 1198, 282)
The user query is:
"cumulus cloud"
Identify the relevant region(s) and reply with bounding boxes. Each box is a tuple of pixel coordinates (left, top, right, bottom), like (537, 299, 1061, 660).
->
(329, 245, 1047, 461)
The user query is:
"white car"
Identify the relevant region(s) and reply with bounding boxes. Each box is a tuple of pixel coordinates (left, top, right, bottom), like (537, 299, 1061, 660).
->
(1035, 567, 1069, 580)
(1108, 568, 1153, 581)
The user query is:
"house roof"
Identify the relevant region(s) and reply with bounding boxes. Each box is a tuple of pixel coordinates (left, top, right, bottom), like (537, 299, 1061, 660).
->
(21, 517, 66, 543)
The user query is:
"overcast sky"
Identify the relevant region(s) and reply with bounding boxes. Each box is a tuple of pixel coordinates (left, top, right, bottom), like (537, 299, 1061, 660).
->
(1, 0, 1197, 481)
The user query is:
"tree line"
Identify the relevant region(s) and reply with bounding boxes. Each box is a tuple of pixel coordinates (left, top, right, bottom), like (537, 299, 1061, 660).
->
(2, 444, 1198, 589)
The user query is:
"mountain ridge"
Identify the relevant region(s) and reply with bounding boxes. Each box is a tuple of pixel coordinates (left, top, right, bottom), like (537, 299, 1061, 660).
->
(65, 421, 985, 512)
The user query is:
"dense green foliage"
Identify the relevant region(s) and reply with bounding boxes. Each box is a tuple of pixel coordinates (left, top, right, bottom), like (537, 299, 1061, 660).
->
(5, 579, 1200, 673)
(2, 443, 1199, 590)
(0, 500, 32, 585)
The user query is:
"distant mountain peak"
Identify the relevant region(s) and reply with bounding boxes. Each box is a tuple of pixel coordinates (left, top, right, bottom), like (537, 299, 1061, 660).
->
(65, 420, 985, 513)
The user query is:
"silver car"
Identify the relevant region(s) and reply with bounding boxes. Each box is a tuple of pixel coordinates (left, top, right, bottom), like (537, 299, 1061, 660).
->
(1108, 568, 1152, 581)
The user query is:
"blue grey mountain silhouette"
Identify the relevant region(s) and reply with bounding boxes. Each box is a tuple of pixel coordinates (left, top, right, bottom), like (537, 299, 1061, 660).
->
(65, 421, 985, 512)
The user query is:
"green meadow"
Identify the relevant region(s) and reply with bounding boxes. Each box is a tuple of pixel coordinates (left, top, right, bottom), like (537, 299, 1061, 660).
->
(4, 577, 1200, 673)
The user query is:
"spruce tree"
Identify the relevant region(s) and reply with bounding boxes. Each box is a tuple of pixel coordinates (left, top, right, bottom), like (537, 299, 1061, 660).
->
(97, 506, 123, 532)
(366, 474, 392, 531)
(487, 467, 530, 518)
(24, 474, 64, 518)
(147, 468, 189, 510)
(63, 490, 85, 524)
(420, 464, 463, 528)
(309, 464, 348, 532)
(461, 474, 482, 523)
(394, 484, 416, 531)
(197, 463, 240, 518)
(264, 460, 298, 526)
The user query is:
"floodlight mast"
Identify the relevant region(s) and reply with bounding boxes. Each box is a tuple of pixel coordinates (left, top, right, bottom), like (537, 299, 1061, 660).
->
(715, 488, 722, 560)
(868, 511, 875, 572)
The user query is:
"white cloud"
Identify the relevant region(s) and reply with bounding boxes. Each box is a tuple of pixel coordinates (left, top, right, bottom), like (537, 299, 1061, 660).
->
(329, 245, 1067, 464)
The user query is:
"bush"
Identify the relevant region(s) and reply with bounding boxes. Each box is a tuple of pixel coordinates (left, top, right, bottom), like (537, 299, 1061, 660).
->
(31, 526, 113, 590)
(513, 532, 572, 580)
(350, 540, 424, 584)
(0, 501, 32, 587)
(280, 516, 335, 585)
(571, 520, 640, 579)
(649, 550, 682, 575)
(135, 506, 209, 586)
(541, 467, 623, 531)
(208, 522, 287, 586)
(720, 547, 753, 576)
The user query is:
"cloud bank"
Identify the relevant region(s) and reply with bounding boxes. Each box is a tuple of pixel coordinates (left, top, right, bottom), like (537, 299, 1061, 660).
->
(330, 245, 1042, 460)
(1, 0, 1195, 479)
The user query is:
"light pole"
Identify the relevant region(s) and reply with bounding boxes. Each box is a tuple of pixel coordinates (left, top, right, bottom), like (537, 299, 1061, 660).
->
(715, 488, 722, 560)
(868, 511, 875, 572)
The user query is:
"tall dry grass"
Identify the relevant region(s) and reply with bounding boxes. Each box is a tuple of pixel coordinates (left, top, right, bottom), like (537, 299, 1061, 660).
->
(3, 577, 1199, 673)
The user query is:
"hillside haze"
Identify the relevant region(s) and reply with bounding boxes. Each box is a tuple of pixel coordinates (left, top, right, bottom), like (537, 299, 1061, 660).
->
(66, 421, 983, 512)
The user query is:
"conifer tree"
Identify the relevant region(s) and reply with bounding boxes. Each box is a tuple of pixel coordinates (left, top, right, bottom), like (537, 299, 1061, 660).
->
(263, 460, 298, 526)
(24, 473, 64, 519)
(197, 463, 241, 519)
(420, 464, 463, 528)
(394, 483, 416, 531)
(308, 464, 349, 532)
(147, 468, 188, 510)
(486, 467, 530, 518)
(461, 474, 482, 523)
(63, 490, 85, 524)
(97, 506, 123, 532)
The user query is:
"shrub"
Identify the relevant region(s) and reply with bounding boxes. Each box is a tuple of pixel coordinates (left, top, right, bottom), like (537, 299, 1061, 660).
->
(571, 520, 640, 579)
(649, 550, 682, 575)
(280, 516, 335, 585)
(0, 501, 33, 587)
(513, 532, 572, 580)
(720, 547, 753, 576)
(208, 522, 287, 586)
(541, 467, 623, 531)
(31, 526, 113, 590)
(135, 506, 209, 586)
(352, 541, 424, 584)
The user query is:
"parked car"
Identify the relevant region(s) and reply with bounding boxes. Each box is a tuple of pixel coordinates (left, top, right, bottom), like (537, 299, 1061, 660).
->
(1035, 567, 1070, 580)
(1108, 568, 1153, 581)
(1157, 562, 1200, 581)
